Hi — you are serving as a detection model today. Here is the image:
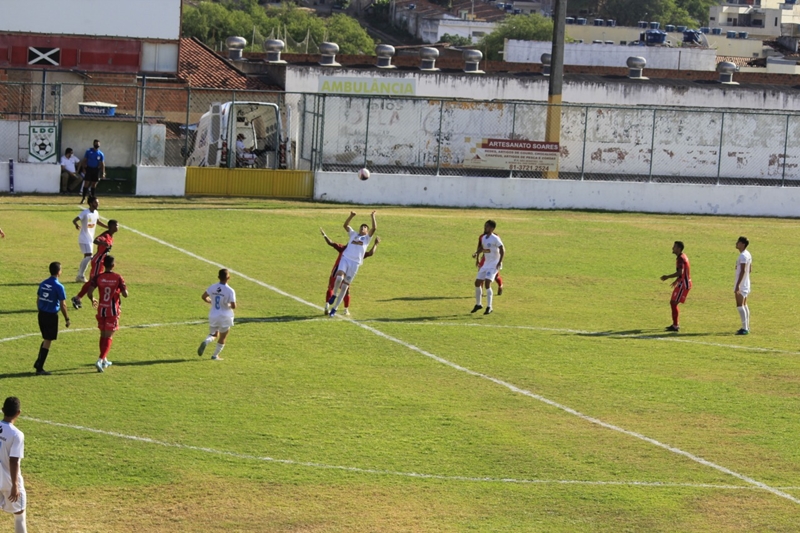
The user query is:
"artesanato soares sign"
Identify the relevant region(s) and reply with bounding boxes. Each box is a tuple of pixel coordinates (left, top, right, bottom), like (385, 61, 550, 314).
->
(319, 76, 416, 96)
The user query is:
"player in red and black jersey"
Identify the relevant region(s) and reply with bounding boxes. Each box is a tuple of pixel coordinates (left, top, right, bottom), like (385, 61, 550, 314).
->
(474, 233, 504, 295)
(320, 227, 380, 316)
(660, 241, 692, 332)
(72, 219, 118, 310)
(87, 255, 128, 373)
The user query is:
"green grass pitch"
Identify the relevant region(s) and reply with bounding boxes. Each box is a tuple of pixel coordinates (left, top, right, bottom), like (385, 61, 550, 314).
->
(1, 195, 799, 532)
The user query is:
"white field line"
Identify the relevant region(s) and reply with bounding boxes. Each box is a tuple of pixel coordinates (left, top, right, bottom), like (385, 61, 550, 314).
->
(355, 321, 800, 357)
(73, 216, 800, 505)
(18, 416, 757, 491)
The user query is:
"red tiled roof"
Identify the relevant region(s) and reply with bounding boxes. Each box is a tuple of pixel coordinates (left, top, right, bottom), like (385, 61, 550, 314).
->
(179, 37, 278, 90)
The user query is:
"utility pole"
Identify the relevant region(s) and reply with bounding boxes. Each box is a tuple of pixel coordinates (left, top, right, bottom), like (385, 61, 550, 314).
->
(545, 0, 566, 179)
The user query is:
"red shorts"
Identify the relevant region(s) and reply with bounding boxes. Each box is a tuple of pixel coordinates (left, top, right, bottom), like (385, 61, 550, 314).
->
(671, 284, 690, 304)
(97, 315, 119, 332)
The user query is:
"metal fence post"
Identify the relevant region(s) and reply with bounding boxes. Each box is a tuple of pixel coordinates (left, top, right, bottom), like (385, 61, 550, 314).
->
(318, 94, 326, 171)
(364, 97, 371, 169)
(580, 106, 588, 180)
(782, 114, 790, 187)
(435, 100, 444, 176)
(648, 108, 657, 182)
(139, 79, 147, 166)
(229, 90, 236, 168)
(510, 103, 517, 178)
(716, 111, 725, 186)
(183, 87, 192, 167)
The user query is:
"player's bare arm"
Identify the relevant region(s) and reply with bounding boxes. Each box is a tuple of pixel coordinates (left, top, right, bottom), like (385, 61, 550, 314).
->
(344, 211, 356, 232)
(661, 265, 682, 286)
(60, 298, 70, 328)
(72, 216, 81, 229)
(369, 211, 377, 236)
(8, 457, 20, 502)
(100, 160, 106, 179)
(735, 263, 746, 295)
(202, 290, 211, 303)
(0, 227, 5, 238)
(497, 245, 505, 269)
(230, 301, 237, 310)
(320, 227, 336, 248)
(98, 220, 108, 229)
(365, 236, 381, 258)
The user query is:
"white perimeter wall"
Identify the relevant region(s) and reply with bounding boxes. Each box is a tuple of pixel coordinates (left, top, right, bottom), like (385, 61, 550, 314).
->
(285, 66, 800, 111)
(135, 166, 186, 196)
(0, 162, 59, 193)
(315, 172, 800, 218)
(505, 41, 717, 71)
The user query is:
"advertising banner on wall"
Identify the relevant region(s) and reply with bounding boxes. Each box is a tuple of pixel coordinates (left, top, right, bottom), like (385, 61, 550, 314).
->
(463, 138, 560, 172)
(28, 124, 57, 163)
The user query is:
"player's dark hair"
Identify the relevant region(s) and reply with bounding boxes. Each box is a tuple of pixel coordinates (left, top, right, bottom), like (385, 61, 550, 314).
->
(360, 224, 369, 230)
(2, 397, 20, 417)
(218, 268, 229, 281)
(88, 196, 97, 204)
(108, 219, 118, 227)
(674, 241, 684, 251)
(737, 236, 749, 248)
(485, 220, 497, 229)
(104, 255, 115, 269)
(93, 139, 100, 144)
(49, 261, 61, 276)
(65, 148, 73, 154)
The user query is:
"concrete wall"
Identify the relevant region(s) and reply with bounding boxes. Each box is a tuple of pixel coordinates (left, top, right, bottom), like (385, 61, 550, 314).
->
(61, 119, 137, 167)
(284, 65, 800, 111)
(315, 171, 800, 217)
(135, 166, 186, 196)
(505, 41, 717, 71)
(0, 161, 59, 193)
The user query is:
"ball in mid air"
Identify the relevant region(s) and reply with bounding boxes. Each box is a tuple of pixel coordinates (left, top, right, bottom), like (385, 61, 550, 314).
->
(358, 168, 370, 181)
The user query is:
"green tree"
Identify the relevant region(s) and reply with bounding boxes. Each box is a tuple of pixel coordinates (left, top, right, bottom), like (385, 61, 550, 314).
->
(438, 33, 473, 47)
(326, 14, 376, 54)
(479, 14, 554, 61)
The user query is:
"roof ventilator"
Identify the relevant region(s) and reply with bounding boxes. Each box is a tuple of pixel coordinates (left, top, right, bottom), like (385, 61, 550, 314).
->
(627, 56, 648, 80)
(226, 36, 247, 60)
(463, 49, 484, 74)
(717, 61, 739, 85)
(264, 39, 286, 64)
(319, 42, 341, 67)
(419, 47, 440, 71)
(541, 53, 551, 76)
(376, 44, 396, 68)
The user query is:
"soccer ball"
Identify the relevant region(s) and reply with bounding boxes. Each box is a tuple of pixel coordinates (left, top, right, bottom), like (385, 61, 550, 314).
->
(358, 168, 370, 181)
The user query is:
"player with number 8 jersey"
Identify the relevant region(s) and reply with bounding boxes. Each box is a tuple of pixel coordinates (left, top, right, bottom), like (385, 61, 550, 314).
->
(87, 255, 128, 372)
(198, 269, 237, 360)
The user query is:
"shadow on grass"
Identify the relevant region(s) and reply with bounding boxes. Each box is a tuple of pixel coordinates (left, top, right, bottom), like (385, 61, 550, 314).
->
(364, 315, 464, 323)
(574, 329, 716, 339)
(111, 359, 191, 368)
(378, 296, 471, 302)
(0, 309, 37, 315)
(237, 315, 319, 324)
(0, 282, 39, 287)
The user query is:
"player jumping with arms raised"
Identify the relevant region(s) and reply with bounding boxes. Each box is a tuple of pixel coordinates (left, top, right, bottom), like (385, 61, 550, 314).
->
(71, 219, 118, 310)
(320, 227, 380, 316)
(326, 211, 377, 318)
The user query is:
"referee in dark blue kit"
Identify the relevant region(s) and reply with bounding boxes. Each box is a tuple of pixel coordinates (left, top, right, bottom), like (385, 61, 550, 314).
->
(79, 139, 106, 203)
(34, 262, 71, 376)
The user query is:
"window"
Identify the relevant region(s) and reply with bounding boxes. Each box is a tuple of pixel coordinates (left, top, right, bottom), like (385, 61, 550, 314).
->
(472, 31, 486, 37)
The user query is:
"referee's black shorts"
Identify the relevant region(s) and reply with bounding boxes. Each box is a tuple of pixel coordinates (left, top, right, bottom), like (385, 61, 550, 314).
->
(38, 311, 59, 341)
(85, 166, 100, 183)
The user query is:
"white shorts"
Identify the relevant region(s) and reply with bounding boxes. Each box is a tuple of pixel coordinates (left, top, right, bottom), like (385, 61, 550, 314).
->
(79, 242, 93, 255)
(477, 265, 498, 282)
(737, 286, 750, 298)
(336, 256, 361, 285)
(209, 316, 234, 333)
(0, 483, 26, 514)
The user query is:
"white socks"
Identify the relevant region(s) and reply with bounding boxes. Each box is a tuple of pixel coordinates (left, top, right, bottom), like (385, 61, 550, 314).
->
(475, 286, 483, 305)
(332, 275, 344, 297)
(78, 256, 91, 277)
(333, 285, 348, 309)
(205, 335, 216, 344)
(213, 343, 225, 358)
(737, 306, 748, 330)
(486, 287, 493, 308)
(15, 511, 26, 533)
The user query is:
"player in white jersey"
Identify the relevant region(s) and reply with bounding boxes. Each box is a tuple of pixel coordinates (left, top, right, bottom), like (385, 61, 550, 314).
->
(71, 196, 107, 282)
(734, 236, 753, 335)
(0, 397, 26, 533)
(198, 269, 237, 360)
(472, 220, 505, 315)
(327, 210, 377, 317)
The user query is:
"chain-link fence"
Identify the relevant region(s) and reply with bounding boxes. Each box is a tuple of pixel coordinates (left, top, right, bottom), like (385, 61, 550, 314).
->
(1, 80, 799, 186)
